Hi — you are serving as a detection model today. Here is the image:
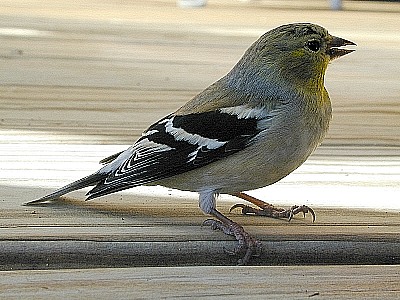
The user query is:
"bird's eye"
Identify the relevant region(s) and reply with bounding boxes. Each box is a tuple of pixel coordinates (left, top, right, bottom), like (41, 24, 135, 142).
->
(306, 40, 321, 52)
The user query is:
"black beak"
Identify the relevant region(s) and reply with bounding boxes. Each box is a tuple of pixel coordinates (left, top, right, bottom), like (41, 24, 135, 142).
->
(327, 36, 356, 59)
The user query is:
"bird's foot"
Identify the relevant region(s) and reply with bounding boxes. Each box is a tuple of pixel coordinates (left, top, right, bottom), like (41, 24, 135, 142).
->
(231, 192, 315, 222)
(203, 217, 262, 266)
(203, 219, 262, 265)
(230, 203, 315, 222)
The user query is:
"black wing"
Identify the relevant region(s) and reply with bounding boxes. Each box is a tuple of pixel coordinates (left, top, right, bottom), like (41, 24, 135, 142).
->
(87, 105, 272, 199)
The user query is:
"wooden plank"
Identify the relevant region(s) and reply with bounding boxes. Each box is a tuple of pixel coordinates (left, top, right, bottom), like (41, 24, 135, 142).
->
(1, 240, 399, 269)
(1, 1, 400, 146)
(0, 0, 399, 273)
(1, 185, 399, 269)
(0, 265, 399, 299)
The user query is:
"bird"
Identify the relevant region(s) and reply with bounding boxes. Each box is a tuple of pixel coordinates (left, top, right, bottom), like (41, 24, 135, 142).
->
(26, 23, 356, 265)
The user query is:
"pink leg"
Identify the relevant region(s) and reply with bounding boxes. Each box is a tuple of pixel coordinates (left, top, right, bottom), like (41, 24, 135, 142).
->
(230, 192, 316, 222)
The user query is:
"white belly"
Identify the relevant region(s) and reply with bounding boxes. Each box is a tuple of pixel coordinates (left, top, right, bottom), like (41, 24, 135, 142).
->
(155, 122, 324, 194)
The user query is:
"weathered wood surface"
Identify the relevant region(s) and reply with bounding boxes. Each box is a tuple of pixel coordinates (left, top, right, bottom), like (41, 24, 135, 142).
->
(0, 2, 399, 298)
(1, 265, 399, 299)
(1, 1, 400, 146)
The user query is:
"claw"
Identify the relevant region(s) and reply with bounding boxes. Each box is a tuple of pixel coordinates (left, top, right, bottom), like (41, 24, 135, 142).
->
(231, 203, 280, 216)
(230, 203, 260, 215)
(229, 203, 246, 212)
(290, 205, 316, 223)
(287, 210, 294, 222)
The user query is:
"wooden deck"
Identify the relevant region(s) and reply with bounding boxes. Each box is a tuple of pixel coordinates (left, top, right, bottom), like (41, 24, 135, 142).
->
(0, 0, 399, 298)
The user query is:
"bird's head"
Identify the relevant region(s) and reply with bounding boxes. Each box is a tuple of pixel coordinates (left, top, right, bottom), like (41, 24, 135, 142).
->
(238, 23, 356, 90)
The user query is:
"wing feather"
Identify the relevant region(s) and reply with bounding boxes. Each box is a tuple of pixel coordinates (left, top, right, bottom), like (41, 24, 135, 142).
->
(87, 106, 273, 199)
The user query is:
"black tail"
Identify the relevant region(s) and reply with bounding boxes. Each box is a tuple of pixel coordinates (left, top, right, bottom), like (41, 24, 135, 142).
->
(25, 173, 106, 205)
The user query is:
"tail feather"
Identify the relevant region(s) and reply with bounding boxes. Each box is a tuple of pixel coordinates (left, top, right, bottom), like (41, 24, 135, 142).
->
(25, 173, 106, 206)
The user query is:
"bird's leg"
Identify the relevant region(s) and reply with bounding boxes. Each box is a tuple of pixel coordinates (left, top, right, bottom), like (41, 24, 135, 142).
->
(203, 208, 262, 265)
(230, 192, 316, 222)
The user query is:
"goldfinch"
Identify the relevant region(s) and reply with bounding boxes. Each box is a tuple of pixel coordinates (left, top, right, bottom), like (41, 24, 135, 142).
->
(27, 23, 355, 265)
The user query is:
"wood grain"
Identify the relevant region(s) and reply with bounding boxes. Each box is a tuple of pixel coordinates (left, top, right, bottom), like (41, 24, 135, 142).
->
(0, 265, 399, 299)
(0, 4, 399, 300)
